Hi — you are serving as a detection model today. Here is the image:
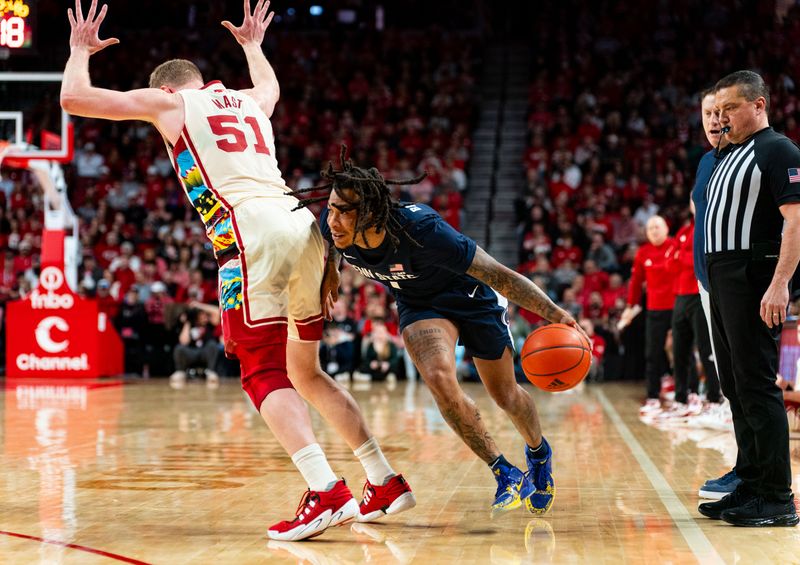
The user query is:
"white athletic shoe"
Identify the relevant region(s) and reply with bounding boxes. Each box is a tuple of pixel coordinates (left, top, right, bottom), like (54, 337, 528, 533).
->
(639, 398, 662, 418)
(654, 402, 690, 424)
(169, 370, 187, 389)
(687, 401, 733, 431)
(687, 393, 704, 416)
(205, 370, 220, 389)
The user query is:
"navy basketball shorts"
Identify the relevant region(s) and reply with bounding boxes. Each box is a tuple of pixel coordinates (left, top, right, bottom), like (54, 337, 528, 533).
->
(396, 280, 513, 360)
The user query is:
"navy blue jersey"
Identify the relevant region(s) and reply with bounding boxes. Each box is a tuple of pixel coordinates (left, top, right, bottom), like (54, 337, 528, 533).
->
(320, 203, 513, 359)
(691, 149, 719, 291)
(320, 203, 479, 306)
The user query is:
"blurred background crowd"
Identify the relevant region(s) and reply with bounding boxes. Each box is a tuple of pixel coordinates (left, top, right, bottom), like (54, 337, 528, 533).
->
(3, 0, 800, 384)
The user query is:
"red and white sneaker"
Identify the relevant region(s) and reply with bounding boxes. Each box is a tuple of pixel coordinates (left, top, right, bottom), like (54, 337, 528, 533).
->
(356, 474, 417, 523)
(660, 375, 675, 401)
(267, 479, 359, 541)
(639, 398, 662, 418)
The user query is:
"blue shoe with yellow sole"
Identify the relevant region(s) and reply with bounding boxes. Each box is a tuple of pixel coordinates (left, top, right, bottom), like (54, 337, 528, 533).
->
(492, 464, 534, 516)
(525, 437, 555, 514)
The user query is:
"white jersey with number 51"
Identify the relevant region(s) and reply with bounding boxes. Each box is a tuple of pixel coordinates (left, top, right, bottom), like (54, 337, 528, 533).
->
(168, 81, 295, 256)
(174, 81, 291, 207)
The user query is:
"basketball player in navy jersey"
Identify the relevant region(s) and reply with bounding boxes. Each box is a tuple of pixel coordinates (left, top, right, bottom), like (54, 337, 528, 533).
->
(294, 149, 590, 515)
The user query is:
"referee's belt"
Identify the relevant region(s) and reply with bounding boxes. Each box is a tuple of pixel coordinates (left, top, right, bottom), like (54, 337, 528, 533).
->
(705, 241, 780, 262)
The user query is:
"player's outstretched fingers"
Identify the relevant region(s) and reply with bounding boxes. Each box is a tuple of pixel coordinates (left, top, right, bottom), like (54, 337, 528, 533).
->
(86, 0, 98, 23)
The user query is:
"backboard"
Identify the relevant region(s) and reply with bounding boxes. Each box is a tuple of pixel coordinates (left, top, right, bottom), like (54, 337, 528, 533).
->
(0, 72, 73, 166)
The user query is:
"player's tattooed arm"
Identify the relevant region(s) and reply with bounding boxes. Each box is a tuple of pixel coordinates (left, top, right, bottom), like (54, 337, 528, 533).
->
(467, 246, 578, 326)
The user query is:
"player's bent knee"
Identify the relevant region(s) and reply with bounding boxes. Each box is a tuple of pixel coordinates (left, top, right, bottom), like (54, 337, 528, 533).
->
(247, 370, 294, 411)
(421, 368, 459, 395)
(286, 368, 328, 397)
(488, 387, 518, 412)
(237, 342, 293, 411)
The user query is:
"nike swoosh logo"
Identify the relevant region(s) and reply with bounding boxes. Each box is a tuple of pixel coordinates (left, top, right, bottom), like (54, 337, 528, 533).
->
(342, 253, 356, 259)
(468, 285, 479, 298)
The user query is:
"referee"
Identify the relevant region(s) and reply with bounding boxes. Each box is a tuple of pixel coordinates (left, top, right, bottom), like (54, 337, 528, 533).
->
(698, 70, 800, 527)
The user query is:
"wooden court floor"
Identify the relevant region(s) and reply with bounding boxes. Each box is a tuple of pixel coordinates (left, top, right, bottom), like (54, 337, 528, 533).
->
(0, 377, 798, 564)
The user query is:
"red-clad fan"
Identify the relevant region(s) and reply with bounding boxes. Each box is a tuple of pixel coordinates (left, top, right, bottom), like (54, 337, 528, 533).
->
(619, 215, 675, 414)
(665, 216, 718, 416)
(579, 318, 606, 381)
(602, 273, 627, 311)
(95, 279, 120, 319)
(94, 231, 122, 269)
(551, 234, 583, 268)
(582, 259, 609, 294)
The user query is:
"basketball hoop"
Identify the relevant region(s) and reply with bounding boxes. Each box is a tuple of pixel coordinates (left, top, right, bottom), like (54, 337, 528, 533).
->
(0, 140, 12, 165)
(0, 139, 31, 172)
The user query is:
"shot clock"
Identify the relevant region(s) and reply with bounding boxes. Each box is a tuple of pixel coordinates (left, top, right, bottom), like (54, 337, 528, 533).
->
(1, 0, 34, 51)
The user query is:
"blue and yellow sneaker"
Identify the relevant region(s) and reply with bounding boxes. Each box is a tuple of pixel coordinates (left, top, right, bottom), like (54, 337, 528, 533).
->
(492, 463, 534, 516)
(525, 437, 555, 514)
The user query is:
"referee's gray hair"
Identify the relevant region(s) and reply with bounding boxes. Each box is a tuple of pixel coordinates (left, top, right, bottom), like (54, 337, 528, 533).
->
(715, 70, 770, 113)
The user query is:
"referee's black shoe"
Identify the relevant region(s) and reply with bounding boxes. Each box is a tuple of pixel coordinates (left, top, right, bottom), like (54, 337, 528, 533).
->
(720, 495, 799, 527)
(698, 485, 754, 520)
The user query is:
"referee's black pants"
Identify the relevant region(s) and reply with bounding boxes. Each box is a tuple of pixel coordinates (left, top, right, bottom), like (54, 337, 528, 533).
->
(707, 254, 792, 503)
(645, 309, 673, 399)
(672, 294, 720, 404)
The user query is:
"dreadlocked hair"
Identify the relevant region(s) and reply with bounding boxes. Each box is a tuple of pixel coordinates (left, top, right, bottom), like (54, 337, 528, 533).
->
(289, 145, 427, 249)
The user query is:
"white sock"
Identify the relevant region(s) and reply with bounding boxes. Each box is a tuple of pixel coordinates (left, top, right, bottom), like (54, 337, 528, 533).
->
(291, 443, 338, 492)
(354, 437, 396, 486)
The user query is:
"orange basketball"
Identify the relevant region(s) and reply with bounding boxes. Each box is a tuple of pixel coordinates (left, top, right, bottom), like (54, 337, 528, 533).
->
(521, 323, 592, 392)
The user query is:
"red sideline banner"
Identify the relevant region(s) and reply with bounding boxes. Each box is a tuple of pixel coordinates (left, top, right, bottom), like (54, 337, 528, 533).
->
(6, 263, 123, 379)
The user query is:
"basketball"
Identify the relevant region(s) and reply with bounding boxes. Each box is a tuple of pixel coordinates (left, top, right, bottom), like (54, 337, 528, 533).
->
(521, 324, 592, 392)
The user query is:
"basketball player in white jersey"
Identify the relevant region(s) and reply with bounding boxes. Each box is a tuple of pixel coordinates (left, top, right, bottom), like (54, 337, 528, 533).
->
(61, 0, 414, 541)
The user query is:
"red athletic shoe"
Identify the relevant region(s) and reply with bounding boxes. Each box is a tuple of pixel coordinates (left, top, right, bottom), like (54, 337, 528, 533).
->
(357, 474, 417, 523)
(267, 479, 359, 541)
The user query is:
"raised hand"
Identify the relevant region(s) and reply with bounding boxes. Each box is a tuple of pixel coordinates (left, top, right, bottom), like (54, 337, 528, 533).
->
(222, 0, 275, 46)
(67, 0, 119, 54)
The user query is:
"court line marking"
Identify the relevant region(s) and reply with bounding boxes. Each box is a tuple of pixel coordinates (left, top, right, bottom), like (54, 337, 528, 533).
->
(0, 530, 151, 565)
(594, 389, 725, 565)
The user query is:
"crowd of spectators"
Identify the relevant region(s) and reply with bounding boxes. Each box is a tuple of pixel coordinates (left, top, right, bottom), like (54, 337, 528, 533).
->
(511, 0, 800, 382)
(0, 20, 479, 377)
(5, 0, 800, 383)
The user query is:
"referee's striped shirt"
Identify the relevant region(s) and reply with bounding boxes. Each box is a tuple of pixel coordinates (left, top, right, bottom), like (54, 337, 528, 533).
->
(704, 127, 800, 254)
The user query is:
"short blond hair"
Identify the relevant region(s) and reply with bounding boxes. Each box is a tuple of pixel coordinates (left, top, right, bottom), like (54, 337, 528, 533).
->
(149, 59, 203, 89)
